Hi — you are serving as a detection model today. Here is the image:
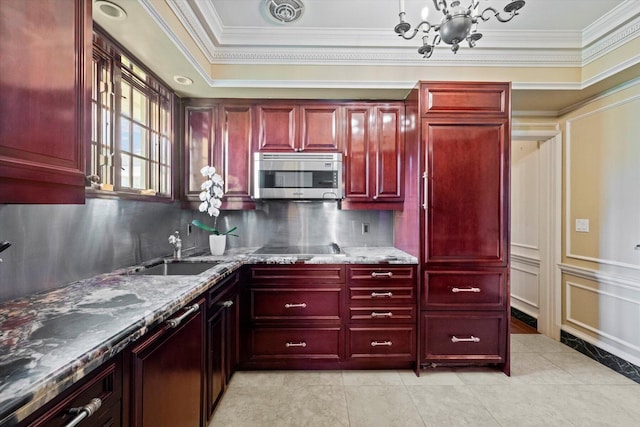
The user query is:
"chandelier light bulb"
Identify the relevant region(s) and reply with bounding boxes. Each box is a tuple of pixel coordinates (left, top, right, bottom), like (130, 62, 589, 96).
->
(394, 0, 526, 59)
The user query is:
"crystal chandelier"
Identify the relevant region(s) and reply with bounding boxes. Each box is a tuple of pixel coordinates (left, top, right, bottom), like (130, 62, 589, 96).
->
(394, 0, 526, 58)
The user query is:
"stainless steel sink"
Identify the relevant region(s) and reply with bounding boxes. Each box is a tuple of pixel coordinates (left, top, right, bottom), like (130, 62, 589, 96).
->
(132, 261, 223, 276)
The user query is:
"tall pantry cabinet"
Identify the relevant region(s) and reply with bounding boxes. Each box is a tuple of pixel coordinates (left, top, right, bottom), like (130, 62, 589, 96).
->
(412, 82, 511, 375)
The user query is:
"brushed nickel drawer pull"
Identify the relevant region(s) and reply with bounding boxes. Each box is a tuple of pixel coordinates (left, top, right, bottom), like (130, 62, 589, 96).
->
(371, 291, 393, 298)
(284, 303, 307, 309)
(371, 271, 393, 278)
(371, 311, 393, 318)
(370, 340, 393, 347)
(220, 300, 234, 308)
(285, 341, 307, 348)
(451, 287, 481, 293)
(65, 398, 102, 427)
(451, 335, 481, 343)
(166, 303, 199, 329)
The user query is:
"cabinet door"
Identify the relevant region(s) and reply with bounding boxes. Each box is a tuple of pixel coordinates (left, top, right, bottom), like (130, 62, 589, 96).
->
(207, 304, 225, 417)
(0, 0, 90, 203)
(343, 104, 404, 209)
(300, 104, 342, 151)
(184, 105, 216, 202)
(129, 299, 205, 427)
(344, 106, 372, 201)
(371, 105, 404, 203)
(256, 104, 298, 152)
(423, 119, 509, 266)
(219, 103, 255, 209)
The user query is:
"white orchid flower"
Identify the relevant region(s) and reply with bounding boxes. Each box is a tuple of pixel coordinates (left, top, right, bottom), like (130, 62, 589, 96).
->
(212, 174, 224, 185)
(201, 180, 213, 190)
(200, 165, 216, 177)
(208, 206, 220, 217)
(198, 191, 208, 201)
(198, 201, 208, 212)
(211, 198, 222, 208)
(213, 186, 224, 198)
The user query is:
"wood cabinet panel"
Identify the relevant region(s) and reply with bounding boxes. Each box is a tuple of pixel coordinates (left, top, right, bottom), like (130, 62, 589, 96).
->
(250, 327, 341, 359)
(251, 288, 341, 320)
(184, 106, 216, 200)
(249, 265, 345, 283)
(219, 103, 255, 209)
(0, 0, 90, 203)
(256, 104, 298, 152)
(421, 312, 507, 363)
(423, 269, 507, 310)
(420, 82, 508, 117)
(300, 104, 342, 152)
(19, 356, 122, 427)
(423, 119, 509, 266)
(349, 306, 416, 323)
(348, 266, 415, 282)
(343, 103, 405, 209)
(348, 286, 415, 304)
(128, 298, 205, 427)
(346, 327, 415, 359)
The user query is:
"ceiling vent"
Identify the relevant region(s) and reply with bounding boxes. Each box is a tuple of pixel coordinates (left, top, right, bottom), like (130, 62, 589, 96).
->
(265, 0, 304, 24)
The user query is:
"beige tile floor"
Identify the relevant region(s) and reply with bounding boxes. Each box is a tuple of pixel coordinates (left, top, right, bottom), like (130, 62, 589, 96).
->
(209, 334, 640, 426)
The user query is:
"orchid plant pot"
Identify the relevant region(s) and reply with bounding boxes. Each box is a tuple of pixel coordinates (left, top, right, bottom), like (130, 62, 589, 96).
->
(209, 234, 226, 255)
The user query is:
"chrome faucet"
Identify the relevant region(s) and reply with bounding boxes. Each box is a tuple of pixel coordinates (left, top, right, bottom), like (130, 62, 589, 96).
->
(168, 232, 182, 259)
(0, 241, 11, 263)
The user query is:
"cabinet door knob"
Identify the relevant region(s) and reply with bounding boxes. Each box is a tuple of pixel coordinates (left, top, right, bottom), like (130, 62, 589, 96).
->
(64, 398, 102, 427)
(370, 291, 393, 298)
(220, 300, 234, 308)
(285, 341, 307, 348)
(451, 287, 481, 293)
(451, 335, 480, 343)
(284, 303, 307, 309)
(371, 311, 393, 318)
(371, 271, 393, 278)
(370, 340, 393, 347)
(166, 303, 199, 328)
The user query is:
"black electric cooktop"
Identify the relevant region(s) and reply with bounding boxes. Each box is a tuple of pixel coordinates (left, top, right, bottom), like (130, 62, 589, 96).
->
(252, 243, 344, 256)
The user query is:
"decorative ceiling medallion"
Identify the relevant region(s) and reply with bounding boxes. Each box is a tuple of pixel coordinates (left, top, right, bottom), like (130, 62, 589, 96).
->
(265, 0, 304, 24)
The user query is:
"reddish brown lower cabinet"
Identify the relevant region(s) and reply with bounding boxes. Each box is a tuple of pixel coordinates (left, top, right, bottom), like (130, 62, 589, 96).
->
(126, 298, 206, 427)
(240, 264, 417, 370)
(206, 273, 240, 418)
(16, 355, 122, 427)
(421, 312, 507, 364)
(344, 265, 417, 369)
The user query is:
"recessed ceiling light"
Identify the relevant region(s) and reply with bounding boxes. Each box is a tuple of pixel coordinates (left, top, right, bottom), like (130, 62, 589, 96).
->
(173, 75, 193, 86)
(96, 1, 127, 21)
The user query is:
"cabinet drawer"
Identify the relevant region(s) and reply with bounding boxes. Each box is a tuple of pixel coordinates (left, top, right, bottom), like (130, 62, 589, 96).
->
(423, 270, 506, 309)
(251, 327, 341, 359)
(348, 266, 415, 283)
(421, 313, 506, 362)
(24, 356, 122, 427)
(349, 306, 416, 323)
(249, 265, 345, 283)
(349, 286, 415, 304)
(347, 327, 415, 359)
(251, 288, 341, 320)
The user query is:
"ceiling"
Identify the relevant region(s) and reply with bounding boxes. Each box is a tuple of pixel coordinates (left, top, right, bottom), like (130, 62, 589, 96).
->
(93, 0, 640, 115)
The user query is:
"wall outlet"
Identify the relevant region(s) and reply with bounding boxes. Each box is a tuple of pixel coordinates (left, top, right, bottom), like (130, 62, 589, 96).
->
(361, 223, 370, 234)
(576, 219, 590, 233)
(186, 223, 192, 236)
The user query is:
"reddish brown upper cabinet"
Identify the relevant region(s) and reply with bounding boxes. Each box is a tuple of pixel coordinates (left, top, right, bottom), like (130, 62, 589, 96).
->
(219, 103, 255, 209)
(343, 103, 405, 210)
(255, 103, 342, 152)
(416, 81, 511, 375)
(183, 104, 217, 204)
(0, 0, 91, 204)
(182, 101, 254, 210)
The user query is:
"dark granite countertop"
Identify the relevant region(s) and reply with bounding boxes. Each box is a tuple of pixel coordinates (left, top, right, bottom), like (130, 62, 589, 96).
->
(0, 246, 417, 425)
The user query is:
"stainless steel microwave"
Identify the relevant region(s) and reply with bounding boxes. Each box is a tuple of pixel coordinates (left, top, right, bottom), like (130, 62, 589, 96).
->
(252, 152, 343, 200)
